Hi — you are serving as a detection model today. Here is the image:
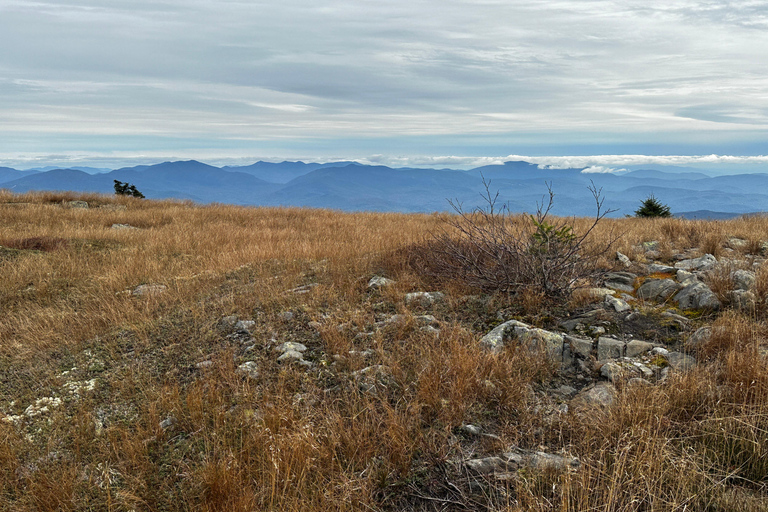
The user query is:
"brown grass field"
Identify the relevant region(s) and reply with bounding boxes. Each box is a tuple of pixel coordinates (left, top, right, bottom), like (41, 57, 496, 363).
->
(1, 190, 767, 511)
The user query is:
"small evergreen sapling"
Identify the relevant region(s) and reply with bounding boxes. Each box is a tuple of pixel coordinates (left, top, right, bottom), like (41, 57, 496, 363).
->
(114, 180, 145, 199)
(635, 194, 671, 218)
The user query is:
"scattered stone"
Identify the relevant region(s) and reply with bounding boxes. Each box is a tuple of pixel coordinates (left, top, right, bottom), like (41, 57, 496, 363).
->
(234, 320, 256, 332)
(110, 223, 137, 230)
(503, 447, 580, 471)
(275, 342, 307, 353)
(605, 295, 631, 313)
(237, 361, 260, 379)
(603, 272, 636, 293)
(648, 263, 676, 274)
(597, 337, 624, 361)
(651, 347, 669, 356)
(277, 350, 305, 363)
(641, 241, 659, 252)
(479, 320, 531, 352)
(616, 251, 631, 268)
(465, 457, 510, 474)
(404, 291, 445, 306)
(636, 279, 681, 301)
(584, 287, 616, 299)
(219, 315, 239, 330)
(675, 269, 697, 285)
(732, 269, 756, 291)
(460, 424, 483, 436)
(289, 283, 318, 294)
(368, 276, 395, 289)
(661, 311, 691, 329)
(729, 290, 756, 310)
(600, 361, 633, 382)
(278, 311, 295, 322)
(666, 352, 696, 372)
(625, 339, 655, 358)
(673, 282, 721, 311)
(159, 416, 177, 430)
(196, 360, 213, 369)
(727, 237, 749, 250)
(66, 200, 89, 209)
(675, 254, 717, 271)
(685, 326, 711, 351)
(565, 335, 593, 359)
(572, 382, 616, 409)
(132, 284, 167, 296)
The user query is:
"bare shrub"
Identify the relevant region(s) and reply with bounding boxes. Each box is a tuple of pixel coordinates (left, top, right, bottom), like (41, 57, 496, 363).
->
(419, 181, 617, 301)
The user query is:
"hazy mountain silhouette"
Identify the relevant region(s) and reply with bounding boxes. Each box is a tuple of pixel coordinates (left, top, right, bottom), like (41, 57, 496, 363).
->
(2, 159, 767, 216)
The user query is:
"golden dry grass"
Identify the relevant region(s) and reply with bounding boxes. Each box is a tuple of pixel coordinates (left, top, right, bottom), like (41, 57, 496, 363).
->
(1, 190, 767, 511)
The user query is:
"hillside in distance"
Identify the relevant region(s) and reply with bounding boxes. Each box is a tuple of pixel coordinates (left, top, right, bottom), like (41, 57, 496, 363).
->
(2, 159, 767, 216)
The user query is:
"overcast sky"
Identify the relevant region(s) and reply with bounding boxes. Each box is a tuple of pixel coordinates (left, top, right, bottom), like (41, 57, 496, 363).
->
(1, 0, 767, 170)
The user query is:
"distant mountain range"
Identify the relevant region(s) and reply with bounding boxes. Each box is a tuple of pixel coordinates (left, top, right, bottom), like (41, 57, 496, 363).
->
(1, 159, 766, 218)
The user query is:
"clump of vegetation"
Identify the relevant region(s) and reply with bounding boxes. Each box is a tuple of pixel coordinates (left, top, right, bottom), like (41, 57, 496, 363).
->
(113, 180, 145, 198)
(418, 181, 617, 301)
(635, 194, 671, 218)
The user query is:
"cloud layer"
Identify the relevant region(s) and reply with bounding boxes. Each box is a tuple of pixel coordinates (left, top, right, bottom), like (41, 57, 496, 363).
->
(1, 1, 767, 164)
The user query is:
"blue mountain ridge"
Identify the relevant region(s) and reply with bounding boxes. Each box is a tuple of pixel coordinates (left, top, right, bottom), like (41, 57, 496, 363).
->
(1, 159, 767, 216)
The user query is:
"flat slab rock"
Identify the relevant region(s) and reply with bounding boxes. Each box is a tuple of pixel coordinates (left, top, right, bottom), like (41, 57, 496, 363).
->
(465, 447, 579, 474)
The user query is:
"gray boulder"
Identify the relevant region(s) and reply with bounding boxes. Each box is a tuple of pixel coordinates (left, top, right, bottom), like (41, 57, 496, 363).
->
(675, 254, 717, 271)
(597, 337, 624, 361)
(732, 269, 756, 291)
(603, 272, 636, 293)
(636, 279, 681, 301)
(673, 282, 721, 310)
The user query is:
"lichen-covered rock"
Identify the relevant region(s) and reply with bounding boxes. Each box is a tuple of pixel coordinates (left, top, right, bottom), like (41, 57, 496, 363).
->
(636, 279, 680, 301)
(625, 339, 655, 358)
(603, 272, 636, 293)
(673, 282, 721, 310)
(597, 337, 624, 361)
(732, 269, 756, 291)
(404, 291, 444, 306)
(479, 320, 531, 352)
(368, 276, 395, 289)
(675, 254, 717, 271)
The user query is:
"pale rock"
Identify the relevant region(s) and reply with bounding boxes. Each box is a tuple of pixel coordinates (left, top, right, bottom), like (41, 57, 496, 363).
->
(675, 254, 717, 271)
(616, 251, 631, 268)
(404, 291, 444, 306)
(277, 350, 305, 363)
(132, 284, 167, 296)
(732, 269, 756, 291)
(237, 361, 260, 379)
(673, 282, 721, 310)
(648, 263, 676, 273)
(625, 339, 655, 358)
(597, 337, 624, 361)
(603, 272, 636, 293)
(368, 276, 395, 289)
(275, 342, 307, 353)
(605, 295, 631, 313)
(636, 279, 681, 301)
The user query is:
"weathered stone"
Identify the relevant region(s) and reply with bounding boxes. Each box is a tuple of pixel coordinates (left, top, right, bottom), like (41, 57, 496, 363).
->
(368, 276, 395, 289)
(673, 282, 721, 310)
(237, 361, 260, 379)
(666, 351, 696, 371)
(600, 362, 626, 381)
(584, 287, 616, 298)
(632, 362, 655, 379)
(219, 315, 239, 330)
(636, 279, 681, 301)
(565, 335, 593, 359)
(641, 241, 659, 252)
(196, 360, 213, 369)
(159, 416, 177, 430)
(572, 382, 616, 408)
(733, 269, 756, 291)
(111, 223, 137, 230)
(727, 237, 749, 250)
(460, 424, 483, 436)
(675, 269, 697, 285)
(675, 254, 717, 271)
(234, 320, 256, 332)
(604, 272, 636, 293)
(465, 457, 510, 474)
(685, 326, 711, 351)
(597, 337, 624, 361)
(625, 339, 655, 358)
(277, 350, 305, 363)
(661, 311, 691, 329)
(729, 290, 756, 310)
(502, 447, 580, 471)
(132, 284, 167, 296)
(275, 342, 307, 353)
(518, 328, 564, 361)
(648, 263, 676, 273)
(66, 200, 89, 209)
(605, 295, 631, 313)
(404, 291, 444, 306)
(479, 320, 531, 352)
(616, 251, 631, 268)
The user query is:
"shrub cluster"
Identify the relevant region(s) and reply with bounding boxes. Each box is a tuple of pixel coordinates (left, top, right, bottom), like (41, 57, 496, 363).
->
(418, 181, 617, 301)
(113, 180, 145, 198)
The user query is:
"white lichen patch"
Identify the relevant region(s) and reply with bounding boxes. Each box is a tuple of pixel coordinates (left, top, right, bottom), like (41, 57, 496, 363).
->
(63, 379, 98, 397)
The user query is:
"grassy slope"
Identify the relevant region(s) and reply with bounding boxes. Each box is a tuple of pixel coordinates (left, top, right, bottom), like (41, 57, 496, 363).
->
(0, 190, 766, 511)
